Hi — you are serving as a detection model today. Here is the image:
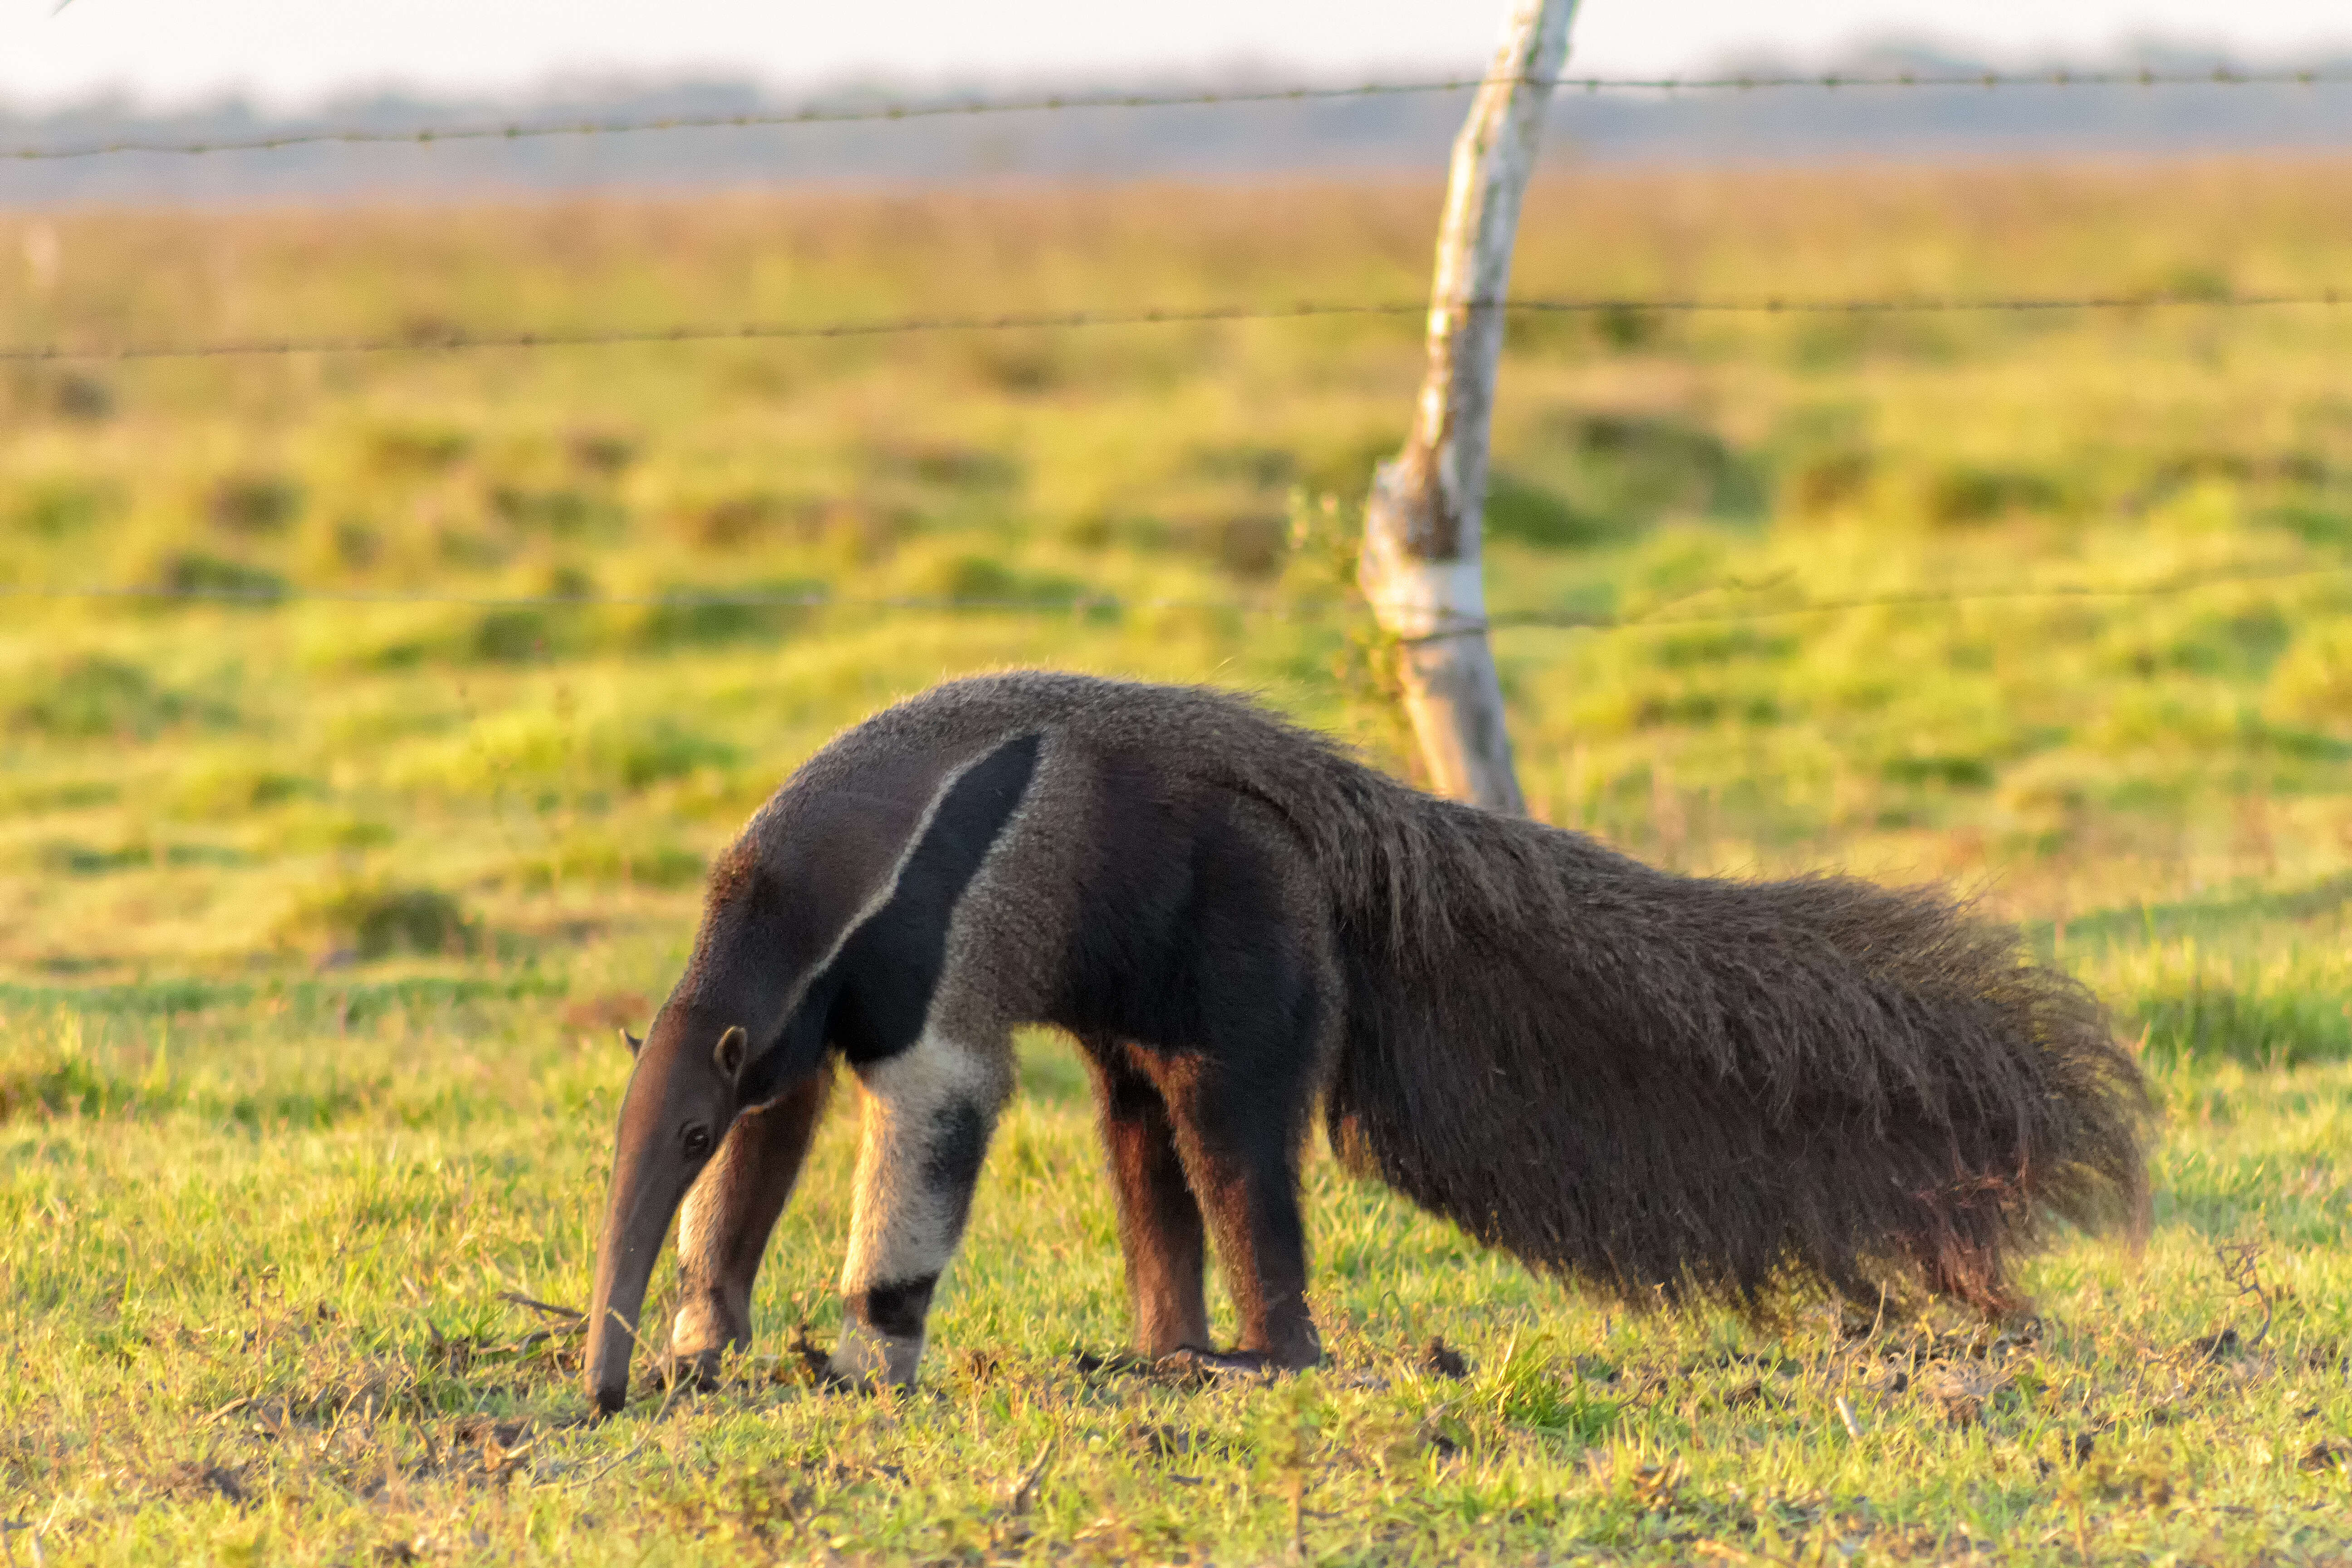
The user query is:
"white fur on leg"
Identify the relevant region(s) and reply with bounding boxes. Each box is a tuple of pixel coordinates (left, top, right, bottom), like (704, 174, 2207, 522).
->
(829, 1029, 1008, 1390)
(670, 1296, 723, 1355)
(672, 1152, 736, 1279)
(838, 1030, 1004, 1295)
(667, 1130, 750, 1359)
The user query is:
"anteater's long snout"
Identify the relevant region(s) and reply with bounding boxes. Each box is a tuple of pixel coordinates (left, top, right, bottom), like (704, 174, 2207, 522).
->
(584, 1079, 700, 1415)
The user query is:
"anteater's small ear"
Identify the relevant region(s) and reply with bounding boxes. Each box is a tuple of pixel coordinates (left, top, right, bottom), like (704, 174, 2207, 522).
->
(713, 1025, 748, 1081)
(619, 1029, 642, 1058)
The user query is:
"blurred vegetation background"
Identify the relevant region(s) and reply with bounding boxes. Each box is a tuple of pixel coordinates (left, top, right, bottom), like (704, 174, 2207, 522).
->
(6, 162, 2352, 1061)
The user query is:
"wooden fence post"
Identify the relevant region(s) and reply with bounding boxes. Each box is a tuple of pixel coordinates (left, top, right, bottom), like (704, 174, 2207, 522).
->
(1358, 0, 1578, 813)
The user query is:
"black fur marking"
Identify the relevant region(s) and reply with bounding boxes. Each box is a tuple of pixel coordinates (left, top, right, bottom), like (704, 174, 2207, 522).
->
(827, 732, 1041, 1066)
(736, 732, 1040, 1107)
(923, 1101, 992, 1196)
(851, 1275, 940, 1339)
(739, 976, 836, 1108)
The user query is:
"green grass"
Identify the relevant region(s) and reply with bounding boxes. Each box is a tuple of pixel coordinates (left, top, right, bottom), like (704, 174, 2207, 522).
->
(5, 163, 2352, 1561)
(3, 1009, 2348, 1565)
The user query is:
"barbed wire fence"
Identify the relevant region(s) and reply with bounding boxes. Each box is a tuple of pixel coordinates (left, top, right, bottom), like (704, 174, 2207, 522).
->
(7, 66, 2351, 161)
(4, 291, 2347, 363)
(8, 559, 2346, 642)
(6, 65, 2350, 641)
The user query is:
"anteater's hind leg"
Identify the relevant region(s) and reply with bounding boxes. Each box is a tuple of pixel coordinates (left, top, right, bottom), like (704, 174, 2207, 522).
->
(1151, 1054, 1323, 1373)
(1081, 1037, 1210, 1357)
(667, 1068, 831, 1385)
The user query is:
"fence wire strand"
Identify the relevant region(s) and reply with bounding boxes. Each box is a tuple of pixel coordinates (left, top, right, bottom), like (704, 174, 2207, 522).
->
(5, 289, 2345, 363)
(6, 559, 2342, 632)
(9, 70, 2350, 655)
(8, 67, 2351, 161)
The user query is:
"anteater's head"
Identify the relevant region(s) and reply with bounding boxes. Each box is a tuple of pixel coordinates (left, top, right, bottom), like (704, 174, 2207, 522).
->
(583, 1006, 748, 1414)
(584, 971, 828, 1414)
(582, 838, 834, 1415)
(583, 726, 1043, 1414)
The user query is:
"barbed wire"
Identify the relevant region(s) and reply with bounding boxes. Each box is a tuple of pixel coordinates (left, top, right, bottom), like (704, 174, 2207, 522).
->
(6, 558, 2341, 631)
(0, 582, 1166, 612)
(1488, 558, 2352, 632)
(5, 289, 2344, 364)
(7, 67, 2349, 162)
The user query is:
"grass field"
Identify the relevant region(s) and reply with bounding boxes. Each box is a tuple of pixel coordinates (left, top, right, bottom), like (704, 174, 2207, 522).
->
(5, 160, 2352, 1563)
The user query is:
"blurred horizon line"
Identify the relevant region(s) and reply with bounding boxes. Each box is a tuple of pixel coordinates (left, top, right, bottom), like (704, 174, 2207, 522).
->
(5, 35, 2350, 209)
(10, 31, 2352, 116)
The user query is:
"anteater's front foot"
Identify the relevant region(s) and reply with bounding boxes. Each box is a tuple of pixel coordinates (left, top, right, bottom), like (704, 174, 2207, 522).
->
(657, 1347, 728, 1393)
(823, 1320, 925, 1392)
(663, 1295, 749, 1392)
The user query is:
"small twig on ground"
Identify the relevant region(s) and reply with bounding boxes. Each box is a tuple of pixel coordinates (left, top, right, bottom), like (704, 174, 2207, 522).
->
(2215, 1241, 2273, 1352)
(1695, 1540, 1803, 1568)
(568, 1438, 652, 1490)
(24, 1501, 60, 1568)
(1834, 1395, 1865, 1441)
(320, 1387, 363, 1449)
(1005, 1440, 1056, 1515)
(498, 1291, 586, 1323)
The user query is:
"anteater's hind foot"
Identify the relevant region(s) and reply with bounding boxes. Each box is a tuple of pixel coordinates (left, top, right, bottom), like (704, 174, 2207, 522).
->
(1150, 1043, 1325, 1382)
(1082, 1037, 1214, 1357)
(1154, 1343, 1322, 1382)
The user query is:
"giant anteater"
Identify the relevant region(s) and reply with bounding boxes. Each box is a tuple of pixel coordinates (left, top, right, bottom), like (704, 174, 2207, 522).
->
(585, 671, 2148, 1409)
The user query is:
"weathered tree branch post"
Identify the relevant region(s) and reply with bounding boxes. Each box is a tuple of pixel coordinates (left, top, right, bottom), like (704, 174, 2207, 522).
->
(1359, 0, 1578, 813)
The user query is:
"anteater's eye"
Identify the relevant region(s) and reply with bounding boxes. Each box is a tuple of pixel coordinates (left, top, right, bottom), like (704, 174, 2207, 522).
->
(682, 1125, 713, 1159)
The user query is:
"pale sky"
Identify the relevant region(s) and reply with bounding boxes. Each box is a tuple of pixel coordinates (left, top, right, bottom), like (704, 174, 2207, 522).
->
(1, 0, 2347, 109)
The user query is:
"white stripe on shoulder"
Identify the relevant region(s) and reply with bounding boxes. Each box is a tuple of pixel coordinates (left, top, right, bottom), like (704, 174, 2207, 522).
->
(771, 731, 1044, 1033)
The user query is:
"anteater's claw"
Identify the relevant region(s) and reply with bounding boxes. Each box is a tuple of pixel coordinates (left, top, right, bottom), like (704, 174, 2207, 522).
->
(655, 1349, 725, 1394)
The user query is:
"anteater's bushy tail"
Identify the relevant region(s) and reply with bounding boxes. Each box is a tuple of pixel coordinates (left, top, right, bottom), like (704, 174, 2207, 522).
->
(1314, 784, 2151, 1315)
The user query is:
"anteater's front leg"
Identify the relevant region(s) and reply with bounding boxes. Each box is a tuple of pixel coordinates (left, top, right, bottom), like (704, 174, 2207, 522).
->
(1083, 1038, 1210, 1357)
(666, 1068, 831, 1386)
(829, 1033, 1012, 1390)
